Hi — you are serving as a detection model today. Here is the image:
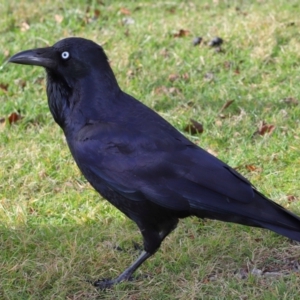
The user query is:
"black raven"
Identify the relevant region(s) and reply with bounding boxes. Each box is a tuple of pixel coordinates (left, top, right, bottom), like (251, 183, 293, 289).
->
(9, 37, 300, 288)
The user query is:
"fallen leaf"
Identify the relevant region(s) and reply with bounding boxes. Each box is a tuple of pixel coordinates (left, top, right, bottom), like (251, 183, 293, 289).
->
(287, 195, 297, 203)
(182, 72, 189, 80)
(159, 48, 169, 58)
(55, 15, 63, 23)
(0, 83, 8, 92)
(167, 7, 176, 13)
(245, 164, 262, 172)
(234, 67, 240, 74)
(223, 61, 231, 69)
(94, 9, 101, 18)
(154, 86, 168, 95)
(168, 73, 180, 82)
(256, 121, 276, 136)
(8, 112, 22, 124)
(168, 87, 181, 95)
(184, 119, 204, 135)
(281, 97, 299, 106)
(219, 99, 234, 113)
(120, 7, 131, 15)
(254, 238, 263, 242)
(187, 101, 194, 107)
(124, 28, 130, 36)
(173, 29, 190, 38)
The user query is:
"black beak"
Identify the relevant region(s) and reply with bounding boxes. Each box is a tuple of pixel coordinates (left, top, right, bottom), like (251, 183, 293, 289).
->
(9, 47, 56, 69)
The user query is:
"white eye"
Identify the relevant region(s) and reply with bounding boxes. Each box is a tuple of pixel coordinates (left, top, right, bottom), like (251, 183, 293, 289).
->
(61, 51, 70, 60)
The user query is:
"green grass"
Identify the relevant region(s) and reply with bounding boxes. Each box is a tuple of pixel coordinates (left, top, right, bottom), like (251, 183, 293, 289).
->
(1, 0, 300, 298)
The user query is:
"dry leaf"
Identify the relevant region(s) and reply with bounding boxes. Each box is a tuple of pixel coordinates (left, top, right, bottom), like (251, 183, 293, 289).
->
(8, 112, 22, 124)
(184, 119, 204, 135)
(168, 73, 180, 82)
(94, 9, 101, 18)
(173, 29, 190, 38)
(124, 28, 130, 37)
(281, 97, 299, 106)
(120, 7, 131, 15)
(234, 67, 240, 74)
(224, 61, 231, 69)
(168, 87, 181, 95)
(219, 100, 234, 113)
(55, 15, 63, 23)
(245, 164, 262, 172)
(182, 73, 189, 80)
(256, 121, 276, 136)
(287, 195, 297, 203)
(167, 7, 176, 13)
(154, 86, 168, 95)
(159, 48, 169, 58)
(0, 83, 8, 92)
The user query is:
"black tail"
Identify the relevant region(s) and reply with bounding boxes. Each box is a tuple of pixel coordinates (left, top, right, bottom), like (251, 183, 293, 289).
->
(249, 192, 300, 242)
(192, 191, 300, 242)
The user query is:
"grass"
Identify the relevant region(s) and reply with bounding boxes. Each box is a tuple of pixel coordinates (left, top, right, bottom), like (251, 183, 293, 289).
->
(1, 0, 300, 298)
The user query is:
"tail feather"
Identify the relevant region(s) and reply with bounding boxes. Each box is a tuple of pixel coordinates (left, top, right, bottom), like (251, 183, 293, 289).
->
(191, 190, 300, 242)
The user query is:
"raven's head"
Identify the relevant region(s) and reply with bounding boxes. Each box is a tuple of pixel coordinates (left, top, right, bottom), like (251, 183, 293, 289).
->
(9, 37, 119, 128)
(9, 37, 110, 80)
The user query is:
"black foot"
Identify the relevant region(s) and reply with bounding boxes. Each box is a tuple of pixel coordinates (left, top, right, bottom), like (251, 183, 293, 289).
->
(91, 251, 153, 289)
(91, 274, 151, 290)
(93, 278, 115, 290)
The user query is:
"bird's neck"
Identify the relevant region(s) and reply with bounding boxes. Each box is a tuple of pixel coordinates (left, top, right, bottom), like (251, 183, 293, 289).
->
(46, 69, 122, 135)
(46, 73, 71, 128)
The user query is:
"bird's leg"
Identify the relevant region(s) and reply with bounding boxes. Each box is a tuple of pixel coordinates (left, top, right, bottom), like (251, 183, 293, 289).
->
(93, 250, 152, 289)
(93, 218, 179, 289)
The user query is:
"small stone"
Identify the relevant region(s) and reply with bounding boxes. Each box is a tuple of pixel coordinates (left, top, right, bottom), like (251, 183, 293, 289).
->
(193, 37, 202, 46)
(209, 37, 223, 47)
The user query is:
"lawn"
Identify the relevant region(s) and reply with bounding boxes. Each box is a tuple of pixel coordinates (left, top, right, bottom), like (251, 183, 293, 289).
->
(1, 0, 300, 299)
